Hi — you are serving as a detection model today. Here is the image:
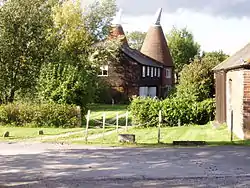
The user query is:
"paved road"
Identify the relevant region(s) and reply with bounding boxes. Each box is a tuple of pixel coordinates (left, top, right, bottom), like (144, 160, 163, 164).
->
(1, 143, 250, 187)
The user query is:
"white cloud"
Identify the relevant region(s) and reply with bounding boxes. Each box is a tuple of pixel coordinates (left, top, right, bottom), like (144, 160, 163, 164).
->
(121, 10, 250, 55)
(117, 0, 250, 18)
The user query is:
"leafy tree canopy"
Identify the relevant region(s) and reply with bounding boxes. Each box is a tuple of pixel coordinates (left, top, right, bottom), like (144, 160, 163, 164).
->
(176, 50, 228, 101)
(37, 0, 119, 108)
(126, 31, 146, 50)
(167, 27, 200, 77)
(0, 0, 56, 103)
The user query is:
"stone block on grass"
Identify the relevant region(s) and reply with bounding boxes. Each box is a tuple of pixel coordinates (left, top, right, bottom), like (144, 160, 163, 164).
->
(118, 134, 135, 143)
(3, 131, 9, 138)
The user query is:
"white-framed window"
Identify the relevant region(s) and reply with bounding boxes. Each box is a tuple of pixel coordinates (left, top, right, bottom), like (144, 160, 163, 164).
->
(142, 66, 146, 77)
(165, 68, 172, 78)
(151, 67, 154, 77)
(158, 68, 161, 77)
(147, 66, 150, 76)
(98, 65, 108, 76)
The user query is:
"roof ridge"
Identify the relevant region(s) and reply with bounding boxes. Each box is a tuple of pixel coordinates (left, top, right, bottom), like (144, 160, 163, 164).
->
(213, 42, 250, 71)
(125, 46, 164, 66)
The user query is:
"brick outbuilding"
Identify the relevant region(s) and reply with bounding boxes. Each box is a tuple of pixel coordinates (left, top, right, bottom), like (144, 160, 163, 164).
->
(213, 43, 250, 139)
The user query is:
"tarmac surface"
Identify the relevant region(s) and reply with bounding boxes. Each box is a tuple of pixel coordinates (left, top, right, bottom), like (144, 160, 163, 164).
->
(1, 142, 250, 187)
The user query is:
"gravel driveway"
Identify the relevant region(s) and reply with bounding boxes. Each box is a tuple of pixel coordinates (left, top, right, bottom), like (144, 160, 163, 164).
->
(1, 142, 250, 187)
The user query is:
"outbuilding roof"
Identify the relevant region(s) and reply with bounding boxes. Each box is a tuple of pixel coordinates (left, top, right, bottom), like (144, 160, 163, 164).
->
(213, 43, 250, 71)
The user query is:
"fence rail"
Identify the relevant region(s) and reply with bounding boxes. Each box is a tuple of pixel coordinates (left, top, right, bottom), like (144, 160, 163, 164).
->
(84, 110, 166, 143)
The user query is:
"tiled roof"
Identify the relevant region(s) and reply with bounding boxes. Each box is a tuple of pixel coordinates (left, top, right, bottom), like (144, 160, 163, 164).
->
(213, 43, 250, 71)
(122, 45, 164, 68)
(141, 25, 173, 67)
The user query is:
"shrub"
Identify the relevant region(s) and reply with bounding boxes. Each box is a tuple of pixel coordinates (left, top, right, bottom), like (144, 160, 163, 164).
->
(128, 97, 161, 126)
(194, 98, 215, 125)
(0, 102, 83, 128)
(129, 97, 215, 127)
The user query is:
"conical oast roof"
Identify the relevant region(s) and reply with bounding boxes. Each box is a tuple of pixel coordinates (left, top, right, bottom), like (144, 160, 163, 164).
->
(108, 9, 128, 44)
(141, 8, 173, 67)
(109, 25, 128, 44)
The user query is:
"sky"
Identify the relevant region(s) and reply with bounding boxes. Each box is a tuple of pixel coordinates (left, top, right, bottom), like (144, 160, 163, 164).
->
(84, 0, 250, 55)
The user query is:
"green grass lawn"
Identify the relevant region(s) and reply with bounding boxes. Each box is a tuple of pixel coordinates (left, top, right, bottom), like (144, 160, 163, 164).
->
(71, 124, 247, 146)
(2, 104, 249, 147)
(0, 104, 128, 141)
(87, 104, 130, 128)
(0, 127, 83, 141)
(42, 126, 117, 143)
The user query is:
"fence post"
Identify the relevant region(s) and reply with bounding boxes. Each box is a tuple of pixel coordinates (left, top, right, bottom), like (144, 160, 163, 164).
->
(158, 110, 162, 144)
(231, 110, 233, 142)
(76, 106, 82, 127)
(125, 111, 129, 132)
(116, 112, 119, 133)
(85, 110, 90, 143)
(102, 112, 106, 143)
(178, 119, 181, 127)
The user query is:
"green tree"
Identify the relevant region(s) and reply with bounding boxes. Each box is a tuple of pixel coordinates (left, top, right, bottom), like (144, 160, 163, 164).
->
(201, 50, 229, 67)
(0, 0, 55, 103)
(167, 27, 200, 81)
(176, 50, 228, 101)
(38, 0, 119, 108)
(84, 0, 117, 41)
(126, 31, 146, 50)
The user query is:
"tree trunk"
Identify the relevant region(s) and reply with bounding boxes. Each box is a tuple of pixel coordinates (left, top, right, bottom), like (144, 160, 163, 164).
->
(7, 89, 15, 103)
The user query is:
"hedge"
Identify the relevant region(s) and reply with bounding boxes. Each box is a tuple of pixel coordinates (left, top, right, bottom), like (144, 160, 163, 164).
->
(0, 102, 82, 128)
(129, 97, 215, 127)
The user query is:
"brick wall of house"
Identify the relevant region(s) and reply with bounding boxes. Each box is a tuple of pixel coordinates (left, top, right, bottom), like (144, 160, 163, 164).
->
(243, 69, 250, 139)
(226, 70, 244, 139)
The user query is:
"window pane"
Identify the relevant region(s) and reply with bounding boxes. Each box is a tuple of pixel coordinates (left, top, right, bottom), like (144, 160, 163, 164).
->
(147, 66, 150, 76)
(142, 66, 145, 77)
(165, 68, 171, 78)
(103, 70, 108, 76)
(98, 65, 108, 76)
(158, 68, 160, 77)
(151, 67, 154, 77)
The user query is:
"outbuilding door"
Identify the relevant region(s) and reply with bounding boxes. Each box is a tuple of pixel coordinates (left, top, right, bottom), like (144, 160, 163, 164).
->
(215, 71, 226, 123)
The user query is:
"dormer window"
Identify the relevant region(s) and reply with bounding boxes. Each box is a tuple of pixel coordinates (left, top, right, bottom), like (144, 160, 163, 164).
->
(165, 68, 172, 78)
(142, 66, 146, 77)
(98, 65, 108, 76)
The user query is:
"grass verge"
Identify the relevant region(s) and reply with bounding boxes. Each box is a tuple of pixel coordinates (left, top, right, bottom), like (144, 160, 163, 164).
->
(0, 127, 83, 141)
(69, 124, 247, 147)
